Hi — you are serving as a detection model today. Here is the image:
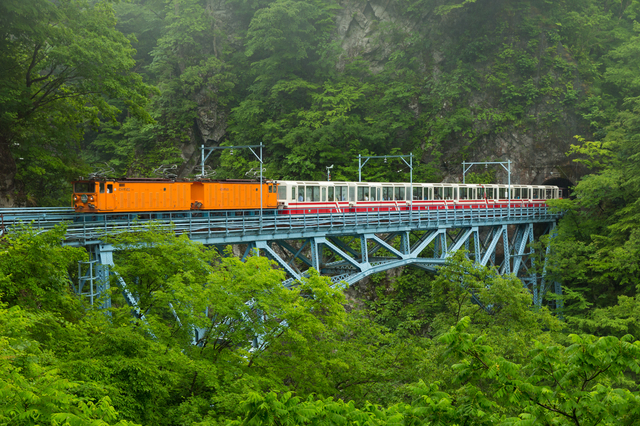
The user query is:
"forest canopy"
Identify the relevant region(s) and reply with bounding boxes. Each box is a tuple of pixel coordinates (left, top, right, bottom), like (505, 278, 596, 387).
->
(3, 0, 640, 424)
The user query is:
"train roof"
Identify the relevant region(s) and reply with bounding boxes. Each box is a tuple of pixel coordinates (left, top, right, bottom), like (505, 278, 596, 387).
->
(276, 180, 559, 188)
(72, 178, 276, 184)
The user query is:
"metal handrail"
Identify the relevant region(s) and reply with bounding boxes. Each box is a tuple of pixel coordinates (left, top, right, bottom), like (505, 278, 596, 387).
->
(1, 205, 560, 244)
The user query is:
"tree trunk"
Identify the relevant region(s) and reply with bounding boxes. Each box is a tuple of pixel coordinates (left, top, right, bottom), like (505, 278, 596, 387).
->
(0, 135, 17, 207)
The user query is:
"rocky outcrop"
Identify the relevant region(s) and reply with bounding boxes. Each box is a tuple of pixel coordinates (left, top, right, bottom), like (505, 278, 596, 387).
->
(183, 0, 588, 186)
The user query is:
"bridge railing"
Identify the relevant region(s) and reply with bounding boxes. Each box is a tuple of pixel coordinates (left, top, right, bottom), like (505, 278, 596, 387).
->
(1, 205, 560, 243)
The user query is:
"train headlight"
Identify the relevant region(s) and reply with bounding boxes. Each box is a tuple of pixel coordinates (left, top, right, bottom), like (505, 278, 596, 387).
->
(89, 196, 94, 201)
(73, 196, 78, 201)
(81, 194, 88, 203)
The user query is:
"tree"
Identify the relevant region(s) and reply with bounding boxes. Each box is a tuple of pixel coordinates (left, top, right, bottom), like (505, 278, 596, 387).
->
(0, 0, 152, 205)
(549, 19, 640, 312)
(0, 302, 139, 426)
(0, 223, 86, 315)
(441, 316, 640, 425)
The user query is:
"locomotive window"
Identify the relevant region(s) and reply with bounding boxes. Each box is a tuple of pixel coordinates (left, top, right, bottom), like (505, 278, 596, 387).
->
(470, 188, 476, 199)
(321, 187, 326, 202)
(328, 187, 334, 201)
(395, 187, 405, 201)
(278, 186, 286, 199)
(298, 187, 305, 202)
(349, 187, 355, 202)
(425, 188, 432, 200)
(499, 188, 507, 199)
(376, 188, 381, 201)
(546, 188, 553, 199)
(532, 188, 539, 199)
(99, 183, 105, 194)
(306, 186, 320, 202)
(74, 182, 95, 193)
(434, 187, 442, 200)
(413, 187, 422, 200)
(513, 188, 521, 199)
(336, 186, 348, 201)
(107, 184, 113, 193)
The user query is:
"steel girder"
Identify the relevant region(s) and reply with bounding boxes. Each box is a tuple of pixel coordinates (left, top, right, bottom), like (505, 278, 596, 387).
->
(234, 222, 559, 306)
(74, 209, 562, 309)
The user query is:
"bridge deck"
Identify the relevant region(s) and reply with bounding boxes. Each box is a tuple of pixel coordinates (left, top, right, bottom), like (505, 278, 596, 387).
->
(2, 206, 559, 246)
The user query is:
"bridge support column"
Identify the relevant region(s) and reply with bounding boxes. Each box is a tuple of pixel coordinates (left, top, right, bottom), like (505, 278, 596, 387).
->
(360, 235, 369, 264)
(501, 225, 510, 274)
(511, 223, 533, 276)
(310, 237, 322, 270)
(473, 228, 481, 262)
(76, 245, 112, 309)
(255, 241, 302, 282)
(400, 232, 410, 255)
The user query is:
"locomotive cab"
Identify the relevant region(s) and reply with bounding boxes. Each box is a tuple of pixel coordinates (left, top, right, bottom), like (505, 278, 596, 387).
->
(73, 181, 99, 211)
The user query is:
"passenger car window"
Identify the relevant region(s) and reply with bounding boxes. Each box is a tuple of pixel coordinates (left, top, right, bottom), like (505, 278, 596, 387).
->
(443, 187, 453, 200)
(413, 187, 422, 200)
(357, 187, 370, 201)
(306, 186, 319, 201)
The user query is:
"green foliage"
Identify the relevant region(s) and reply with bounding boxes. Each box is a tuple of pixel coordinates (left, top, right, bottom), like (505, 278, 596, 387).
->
(549, 14, 640, 313)
(368, 252, 561, 345)
(0, 0, 153, 203)
(6, 0, 640, 422)
(440, 317, 640, 425)
(0, 223, 86, 314)
(229, 316, 640, 425)
(0, 303, 138, 426)
(1, 223, 639, 425)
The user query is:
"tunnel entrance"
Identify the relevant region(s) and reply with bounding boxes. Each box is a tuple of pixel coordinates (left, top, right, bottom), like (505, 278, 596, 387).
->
(542, 177, 574, 199)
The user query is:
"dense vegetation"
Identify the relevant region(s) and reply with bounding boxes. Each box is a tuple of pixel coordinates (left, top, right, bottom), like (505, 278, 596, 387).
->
(3, 0, 640, 424)
(4, 0, 640, 201)
(2, 224, 640, 425)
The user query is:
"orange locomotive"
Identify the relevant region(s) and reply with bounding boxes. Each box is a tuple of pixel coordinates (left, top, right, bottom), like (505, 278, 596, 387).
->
(72, 179, 279, 213)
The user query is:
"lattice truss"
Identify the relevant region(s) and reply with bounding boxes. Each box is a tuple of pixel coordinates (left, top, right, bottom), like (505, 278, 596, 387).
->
(77, 221, 560, 318)
(228, 222, 560, 307)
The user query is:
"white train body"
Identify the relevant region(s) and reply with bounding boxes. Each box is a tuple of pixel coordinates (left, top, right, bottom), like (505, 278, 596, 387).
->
(275, 181, 559, 214)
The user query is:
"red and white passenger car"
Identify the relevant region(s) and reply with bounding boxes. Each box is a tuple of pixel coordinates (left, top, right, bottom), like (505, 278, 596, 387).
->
(275, 181, 560, 214)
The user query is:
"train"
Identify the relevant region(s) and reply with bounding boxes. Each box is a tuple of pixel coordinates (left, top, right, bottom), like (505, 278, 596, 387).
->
(71, 178, 560, 214)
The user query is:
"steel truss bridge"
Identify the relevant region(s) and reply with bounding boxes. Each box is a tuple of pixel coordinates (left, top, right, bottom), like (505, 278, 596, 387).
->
(1, 205, 562, 310)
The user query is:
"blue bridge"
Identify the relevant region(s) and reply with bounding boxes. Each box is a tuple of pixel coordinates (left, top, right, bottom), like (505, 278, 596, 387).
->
(1, 206, 562, 311)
